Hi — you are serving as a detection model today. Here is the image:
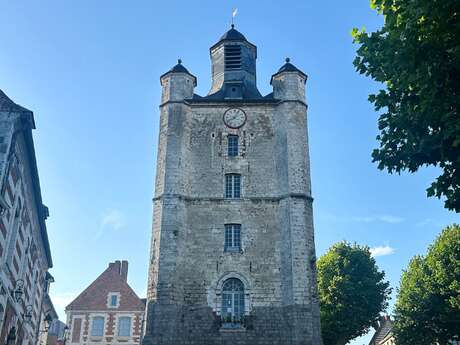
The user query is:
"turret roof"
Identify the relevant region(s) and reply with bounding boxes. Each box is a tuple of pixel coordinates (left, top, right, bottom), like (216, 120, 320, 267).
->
(219, 25, 247, 41)
(270, 58, 307, 84)
(160, 59, 197, 86)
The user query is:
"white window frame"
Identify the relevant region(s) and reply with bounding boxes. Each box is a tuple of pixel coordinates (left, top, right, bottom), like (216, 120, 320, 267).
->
(117, 315, 132, 337)
(89, 315, 105, 338)
(107, 292, 120, 308)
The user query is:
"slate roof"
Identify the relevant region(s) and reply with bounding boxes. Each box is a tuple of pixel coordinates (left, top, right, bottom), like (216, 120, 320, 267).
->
(210, 25, 255, 51)
(66, 261, 145, 312)
(369, 316, 394, 345)
(0, 89, 52, 267)
(0, 89, 33, 114)
(219, 25, 247, 41)
(160, 59, 197, 86)
(270, 58, 308, 84)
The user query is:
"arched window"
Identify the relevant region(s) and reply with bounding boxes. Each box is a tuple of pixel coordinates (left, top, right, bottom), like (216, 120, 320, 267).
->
(221, 278, 244, 324)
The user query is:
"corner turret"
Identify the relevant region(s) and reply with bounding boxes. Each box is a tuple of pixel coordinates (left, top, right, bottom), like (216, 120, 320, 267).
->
(271, 58, 307, 102)
(160, 59, 197, 103)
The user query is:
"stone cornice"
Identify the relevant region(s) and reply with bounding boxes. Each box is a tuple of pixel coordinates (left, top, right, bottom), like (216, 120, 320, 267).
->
(159, 99, 308, 109)
(152, 193, 313, 203)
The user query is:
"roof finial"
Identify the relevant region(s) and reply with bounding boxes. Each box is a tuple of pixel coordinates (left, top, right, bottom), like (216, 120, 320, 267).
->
(285, 57, 290, 63)
(231, 24, 235, 29)
(178, 58, 182, 64)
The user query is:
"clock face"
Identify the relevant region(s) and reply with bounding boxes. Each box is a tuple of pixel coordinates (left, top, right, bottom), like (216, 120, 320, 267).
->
(223, 108, 246, 129)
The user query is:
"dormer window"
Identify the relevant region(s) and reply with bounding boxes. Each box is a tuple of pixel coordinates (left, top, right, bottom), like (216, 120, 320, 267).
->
(110, 295, 117, 306)
(225, 45, 242, 70)
(107, 292, 120, 308)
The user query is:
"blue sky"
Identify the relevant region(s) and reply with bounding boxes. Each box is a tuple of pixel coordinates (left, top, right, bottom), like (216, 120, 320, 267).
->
(0, 1, 457, 343)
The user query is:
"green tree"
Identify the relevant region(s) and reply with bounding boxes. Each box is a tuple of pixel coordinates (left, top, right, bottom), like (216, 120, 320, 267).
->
(317, 242, 391, 345)
(352, 0, 460, 212)
(393, 224, 460, 345)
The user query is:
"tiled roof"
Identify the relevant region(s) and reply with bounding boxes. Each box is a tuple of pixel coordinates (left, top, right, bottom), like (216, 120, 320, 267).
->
(369, 316, 394, 345)
(66, 261, 145, 312)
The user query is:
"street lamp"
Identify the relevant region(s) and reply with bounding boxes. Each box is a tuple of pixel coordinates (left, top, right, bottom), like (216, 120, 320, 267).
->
(43, 314, 52, 332)
(13, 279, 24, 303)
(6, 326, 16, 345)
(63, 325, 69, 345)
(24, 305, 33, 323)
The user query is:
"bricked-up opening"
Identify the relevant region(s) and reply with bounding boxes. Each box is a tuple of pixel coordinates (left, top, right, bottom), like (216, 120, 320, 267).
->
(224, 45, 242, 70)
(71, 318, 82, 342)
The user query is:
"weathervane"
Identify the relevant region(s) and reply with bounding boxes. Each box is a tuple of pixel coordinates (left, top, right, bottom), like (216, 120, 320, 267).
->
(231, 8, 238, 27)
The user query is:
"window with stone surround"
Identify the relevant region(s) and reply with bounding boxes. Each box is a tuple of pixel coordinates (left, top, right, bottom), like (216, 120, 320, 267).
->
(90, 316, 105, 337)
(227, 135, 239, 157)
(221, 278, 245, 325)
(225, 174, 241, 198)
(118, 316, 131, 337)
(107, 292, 120, 308)
(224, 224, 241, 252)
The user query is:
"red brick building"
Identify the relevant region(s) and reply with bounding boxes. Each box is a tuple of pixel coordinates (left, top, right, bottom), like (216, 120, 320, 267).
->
(0, 90, 55, 345)
(65, 261, 145, 345)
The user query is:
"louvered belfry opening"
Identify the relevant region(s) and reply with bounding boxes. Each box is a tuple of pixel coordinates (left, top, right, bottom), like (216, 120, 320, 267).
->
(224, 45, 242, 70)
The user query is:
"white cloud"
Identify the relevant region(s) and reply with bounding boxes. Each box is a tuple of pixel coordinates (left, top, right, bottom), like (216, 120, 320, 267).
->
(50, 291, 78, 321)
(350, 215, 404, 224)
(101, 209, 125, 230)
(377, 215, 404, 224)
(370, 245, 395, 257)
(351, 216, 375, 223)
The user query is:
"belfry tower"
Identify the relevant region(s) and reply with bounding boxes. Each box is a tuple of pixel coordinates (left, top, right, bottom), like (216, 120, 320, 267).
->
(142, 26, 322, 345)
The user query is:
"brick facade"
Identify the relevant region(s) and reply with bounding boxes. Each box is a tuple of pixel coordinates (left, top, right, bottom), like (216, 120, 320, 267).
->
(65, 261, 145, 345)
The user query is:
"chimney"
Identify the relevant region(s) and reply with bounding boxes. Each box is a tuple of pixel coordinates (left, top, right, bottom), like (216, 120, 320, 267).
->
(120, 261, 128, 282)
(109, 261, 121, 272)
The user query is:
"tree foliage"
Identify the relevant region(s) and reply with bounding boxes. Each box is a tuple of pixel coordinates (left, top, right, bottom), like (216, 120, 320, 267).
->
(317, 242, 391, 345)
(352, 0, 460, 211)
(393, 224, 460, 345)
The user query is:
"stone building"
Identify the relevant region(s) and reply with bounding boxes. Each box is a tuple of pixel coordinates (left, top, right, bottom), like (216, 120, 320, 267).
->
(65, 261, 145, 345)
(0, 90, 55, 345)
(142, 25, 322, 345)
(369, 315, 394, 345)
(37, 280, 59, 345)
(44, 319, 66, 345)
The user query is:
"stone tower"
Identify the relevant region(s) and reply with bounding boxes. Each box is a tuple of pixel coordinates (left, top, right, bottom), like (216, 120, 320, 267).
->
(142, 26, 322, 345)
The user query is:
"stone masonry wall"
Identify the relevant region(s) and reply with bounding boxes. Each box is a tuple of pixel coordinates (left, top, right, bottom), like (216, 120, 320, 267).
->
(144, 95, 321, 344)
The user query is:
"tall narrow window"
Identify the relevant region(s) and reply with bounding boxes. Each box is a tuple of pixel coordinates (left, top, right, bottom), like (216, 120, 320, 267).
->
(224, 224, 241, 252)
(91, 316, 105, 337)
(118, 316, 131, 337)
(222, 278, 245, 325)
(110, 295, 117, 307)
(225, 174, 241, 198)
(228, 135, 239, 157)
